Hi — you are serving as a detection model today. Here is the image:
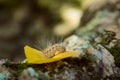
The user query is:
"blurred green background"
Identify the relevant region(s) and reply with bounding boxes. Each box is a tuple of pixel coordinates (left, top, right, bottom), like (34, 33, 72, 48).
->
(0, 0, 85, 61)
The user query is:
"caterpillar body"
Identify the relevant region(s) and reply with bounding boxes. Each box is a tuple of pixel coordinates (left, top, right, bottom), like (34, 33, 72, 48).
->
(42, 44, 66, 58)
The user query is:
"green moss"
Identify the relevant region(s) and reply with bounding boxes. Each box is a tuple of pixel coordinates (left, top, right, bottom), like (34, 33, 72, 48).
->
(4, 62, 28, 76)
(109, 46, 120, 64)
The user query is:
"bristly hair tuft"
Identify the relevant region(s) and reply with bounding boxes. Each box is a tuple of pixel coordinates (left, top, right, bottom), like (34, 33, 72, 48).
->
(33, 34, 64, 50)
